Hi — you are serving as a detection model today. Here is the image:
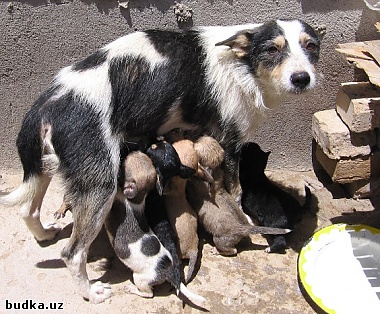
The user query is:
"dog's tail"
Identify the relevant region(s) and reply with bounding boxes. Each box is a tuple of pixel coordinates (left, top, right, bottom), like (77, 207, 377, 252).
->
(0, 175, 45, 207)
(177, 283, 208, 310)
(1, 121, 59, 208)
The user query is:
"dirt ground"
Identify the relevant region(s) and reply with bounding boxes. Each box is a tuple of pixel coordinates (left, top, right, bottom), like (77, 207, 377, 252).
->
(1, 168, 380, 314)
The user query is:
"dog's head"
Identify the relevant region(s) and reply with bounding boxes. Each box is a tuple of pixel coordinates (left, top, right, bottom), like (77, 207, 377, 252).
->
(216, 19, 322, 96)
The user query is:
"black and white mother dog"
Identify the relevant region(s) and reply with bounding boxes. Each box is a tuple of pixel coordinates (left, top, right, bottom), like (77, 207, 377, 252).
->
(1, 19, 321, 303)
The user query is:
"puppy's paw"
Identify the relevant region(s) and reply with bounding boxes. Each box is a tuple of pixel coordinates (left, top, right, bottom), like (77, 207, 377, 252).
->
(36, 222, 62, 241)
(89, 281, 112, 304)
(124, 283, 153, 298)
(210, 247, 221, 255)
(265, 246, 272, 253)
(53, 210, 66, 220)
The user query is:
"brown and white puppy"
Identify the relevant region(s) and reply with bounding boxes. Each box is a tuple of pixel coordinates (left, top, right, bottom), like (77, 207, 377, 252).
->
(1, 20, 321, 302)
(187, 136, 291, 256)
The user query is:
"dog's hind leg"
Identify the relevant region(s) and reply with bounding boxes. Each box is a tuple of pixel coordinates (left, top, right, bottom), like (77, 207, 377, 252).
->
(61, 190, 115, 303)
(18, 174, 61, 241)
(0, 121, 61, 241)
(1, 173, 61, 241)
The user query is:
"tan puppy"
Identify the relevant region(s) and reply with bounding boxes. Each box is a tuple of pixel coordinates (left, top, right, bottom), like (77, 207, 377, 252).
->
(164, 139, 201, 283)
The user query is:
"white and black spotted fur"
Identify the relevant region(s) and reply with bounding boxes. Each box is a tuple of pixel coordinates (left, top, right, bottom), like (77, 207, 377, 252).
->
(0, 19, 321, 302)
(105, 192, 207, 309)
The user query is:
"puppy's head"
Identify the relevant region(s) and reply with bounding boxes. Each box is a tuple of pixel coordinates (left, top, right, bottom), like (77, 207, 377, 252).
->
(217, 19, 322, 96)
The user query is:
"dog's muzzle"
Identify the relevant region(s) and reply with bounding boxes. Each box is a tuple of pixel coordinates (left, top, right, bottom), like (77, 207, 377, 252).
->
(291, 71, 311, 90)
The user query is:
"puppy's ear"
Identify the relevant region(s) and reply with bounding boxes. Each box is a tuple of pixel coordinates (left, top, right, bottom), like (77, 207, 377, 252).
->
(196, 164, 214, 183)
(179, 165, 196, 179)
(156, 174, 164, 196)
(215, 31, 253, 58)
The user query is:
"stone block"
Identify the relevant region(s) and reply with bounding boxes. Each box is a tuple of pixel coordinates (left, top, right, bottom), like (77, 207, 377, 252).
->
(344, 178, 380, 199)
(336, 81, 380, 133)
(312, 109, 375, 159)
(315, 143, 380, 184)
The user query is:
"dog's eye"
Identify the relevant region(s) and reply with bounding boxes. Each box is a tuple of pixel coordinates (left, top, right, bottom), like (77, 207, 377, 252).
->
(267, 46, 279, 54)
(305, 42, 317, 51)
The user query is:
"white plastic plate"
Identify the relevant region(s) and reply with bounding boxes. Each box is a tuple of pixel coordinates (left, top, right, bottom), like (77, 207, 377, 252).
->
(298, 224, 380, 314)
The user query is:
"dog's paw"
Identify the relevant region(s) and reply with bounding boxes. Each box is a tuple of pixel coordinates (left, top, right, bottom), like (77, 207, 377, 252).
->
(36, 222, 62, 241)
(265, 246, 272, 253)
(89, 281, 112, 304)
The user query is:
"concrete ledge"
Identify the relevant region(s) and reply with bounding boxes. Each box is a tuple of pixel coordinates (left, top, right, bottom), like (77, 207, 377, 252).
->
(315, 143, 380, 183)
(312, 109, 375, 159)
(336, 81, 380, 133)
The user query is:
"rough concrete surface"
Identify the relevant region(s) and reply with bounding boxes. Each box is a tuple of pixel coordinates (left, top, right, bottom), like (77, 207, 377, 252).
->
(1, 0, 380, 172)
(1, 168, 380, 313)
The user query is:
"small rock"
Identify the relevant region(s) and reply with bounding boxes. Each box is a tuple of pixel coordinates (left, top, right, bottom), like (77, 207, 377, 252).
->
(173, 2, 193, 24)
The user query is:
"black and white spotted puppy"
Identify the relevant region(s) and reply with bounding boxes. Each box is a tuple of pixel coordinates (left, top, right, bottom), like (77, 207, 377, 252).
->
(105, 151, 207, 309)
(1, 19, 322, 302)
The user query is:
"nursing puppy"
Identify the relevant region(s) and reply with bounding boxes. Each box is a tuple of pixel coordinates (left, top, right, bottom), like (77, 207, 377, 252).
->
(144, 190, 182, 293)
(1, 20, 321, 302)
(106, 193, 207, 309)
(187, 136, 291, 256)
(146, 137, 202, 283)
(105, 151, 207, 309)
(239, 142, 311, 253)
(145, 140, 195, 195)
(162, 139, 203, 283)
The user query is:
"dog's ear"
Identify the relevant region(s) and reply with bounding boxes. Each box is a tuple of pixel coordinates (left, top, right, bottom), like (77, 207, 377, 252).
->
(215, 31, 253, 58)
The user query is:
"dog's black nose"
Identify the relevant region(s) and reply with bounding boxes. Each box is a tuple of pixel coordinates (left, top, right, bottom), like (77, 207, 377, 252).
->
(291, 72, 310, 89)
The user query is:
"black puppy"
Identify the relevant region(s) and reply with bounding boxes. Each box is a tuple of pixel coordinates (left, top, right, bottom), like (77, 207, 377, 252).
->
(146, 140, 195, 195)
(239, 142, 311, 253)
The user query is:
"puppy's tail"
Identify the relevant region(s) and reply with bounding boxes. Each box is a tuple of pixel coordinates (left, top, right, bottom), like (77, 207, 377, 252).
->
(246, 225, 292, 235)
(185, 251, 198, 284)
(177, 283, 208, 310)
